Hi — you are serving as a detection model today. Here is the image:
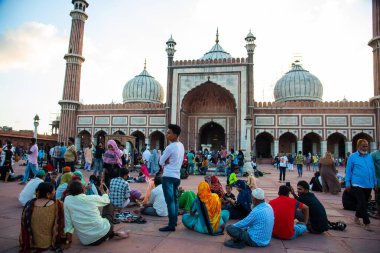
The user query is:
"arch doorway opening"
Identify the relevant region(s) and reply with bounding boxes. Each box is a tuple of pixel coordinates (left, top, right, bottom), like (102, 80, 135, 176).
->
(131, 131, 145, 152)
(150, 131, 165, 151)
(255, 132, 274, 158)
(279, 132, 297, 155)
(77, 130, 91, 150)
(327, 133, 346, 158)
(94, 130, 106, 146)
(302, 133, 321, 156)
(199, 122, 225, 151)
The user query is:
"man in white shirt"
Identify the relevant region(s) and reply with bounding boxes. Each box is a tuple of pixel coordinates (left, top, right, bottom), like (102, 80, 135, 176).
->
(18, 169, 45, 206)
(64, 181, 128, 246)
(143, 148, 151, 171)
(159, 124, 184, 232)
(279, 152, 288, 183)
(134, 176, 168, 217)
(20, 138, 39, 185)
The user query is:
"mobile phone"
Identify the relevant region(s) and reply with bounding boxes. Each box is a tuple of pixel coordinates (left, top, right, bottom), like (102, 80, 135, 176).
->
(286, 182, 291, 188)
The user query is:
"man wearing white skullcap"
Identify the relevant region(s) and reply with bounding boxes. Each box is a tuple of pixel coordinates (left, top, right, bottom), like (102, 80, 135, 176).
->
(224, 188, 274, 249)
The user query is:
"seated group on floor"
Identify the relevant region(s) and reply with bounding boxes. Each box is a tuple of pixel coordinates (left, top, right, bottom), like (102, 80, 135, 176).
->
(18, 159, 332, 252)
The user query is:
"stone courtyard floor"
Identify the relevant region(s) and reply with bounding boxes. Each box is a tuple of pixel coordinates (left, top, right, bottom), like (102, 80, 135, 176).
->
(0, 163, 379, 253)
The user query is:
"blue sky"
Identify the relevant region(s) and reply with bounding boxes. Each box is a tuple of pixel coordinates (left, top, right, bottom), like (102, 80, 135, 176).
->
(0, 0, 374, 134)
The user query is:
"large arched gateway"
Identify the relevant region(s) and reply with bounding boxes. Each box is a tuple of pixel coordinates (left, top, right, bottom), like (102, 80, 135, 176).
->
(181, 81, 237, 151)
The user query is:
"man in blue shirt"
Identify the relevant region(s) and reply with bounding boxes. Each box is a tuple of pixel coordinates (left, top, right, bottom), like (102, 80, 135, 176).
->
(346, 139, 377, 230)
(224, 188, 274, 249)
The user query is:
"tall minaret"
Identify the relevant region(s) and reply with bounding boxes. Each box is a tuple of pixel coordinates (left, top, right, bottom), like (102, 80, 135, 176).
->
(369, 0, 380, 149)
(58, 0, 89, 143)
(165, 35, 176, 126)
(245, 30, 256, 118)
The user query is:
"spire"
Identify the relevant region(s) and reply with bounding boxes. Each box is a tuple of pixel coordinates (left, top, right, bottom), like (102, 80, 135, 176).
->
(215, 27, 219, 44)
(144, 58, 146, 70)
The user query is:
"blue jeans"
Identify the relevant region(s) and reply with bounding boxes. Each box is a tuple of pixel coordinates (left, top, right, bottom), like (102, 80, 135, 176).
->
(290, 224, 307, 239)
(22, 162, 38, 183)
(162, 176, 180, 228)
(93, 158, 103, 176)
(188, 163, 195, 174)
(297, 164, 303, 176)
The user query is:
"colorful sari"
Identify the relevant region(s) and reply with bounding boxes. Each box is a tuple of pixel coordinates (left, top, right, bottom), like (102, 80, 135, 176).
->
(182, 182, 229, 235)
(19, 199, 65, 252)
(179, 190, 196, 211)
(210, 175, 224, 198)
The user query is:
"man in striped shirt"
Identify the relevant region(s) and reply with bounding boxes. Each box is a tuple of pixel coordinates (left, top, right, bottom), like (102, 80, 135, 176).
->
(224, 188, 274, 249)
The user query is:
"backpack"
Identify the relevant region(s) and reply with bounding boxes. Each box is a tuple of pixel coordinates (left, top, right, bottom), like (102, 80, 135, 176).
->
(232, 156, 238, 165)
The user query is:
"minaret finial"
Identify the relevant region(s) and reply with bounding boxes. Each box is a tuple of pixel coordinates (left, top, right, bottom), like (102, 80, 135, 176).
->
(144, 58, 146, 70)
(216, 27, 219, 44)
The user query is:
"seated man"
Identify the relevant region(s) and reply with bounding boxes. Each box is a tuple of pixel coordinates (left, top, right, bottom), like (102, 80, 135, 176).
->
(134, 176, 168, 217)
(199, 157, 208, 175)
(216, 159, 226, 176)
(224, 188, 274, 249)
(291, 180, 329, 234)
(269, 185, 309, 240)
(109, 168, 130, 211)
(18, 170, 46, 206)
(64, 181, 128, 246)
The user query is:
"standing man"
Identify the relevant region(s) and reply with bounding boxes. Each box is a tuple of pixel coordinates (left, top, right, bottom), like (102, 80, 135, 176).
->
(143, 147, 151, 172)
(20, 138, 39, 185)
(58, 142, 67, 173)
(94, 142, 105, 177)
(186, 150, 195, 175)
(84, 143, 93, 172)
(159, 124, 184, 232)
(346, 139, 377, 230)
(278, 152, 288, 183)
(371, 149, 380, 219)
(64, 137, 77, 172)
(295, 151, 305, 177)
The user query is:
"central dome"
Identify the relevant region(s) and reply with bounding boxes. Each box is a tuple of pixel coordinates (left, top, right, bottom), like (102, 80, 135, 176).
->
(273, 61, 323, 102)
(200, 29, 232, 60)
(122, 67, 164, 103)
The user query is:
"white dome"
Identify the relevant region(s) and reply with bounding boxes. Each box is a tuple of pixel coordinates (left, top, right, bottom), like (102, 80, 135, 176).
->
(274, 62, 323, 102)
(122, 68, 164, 103)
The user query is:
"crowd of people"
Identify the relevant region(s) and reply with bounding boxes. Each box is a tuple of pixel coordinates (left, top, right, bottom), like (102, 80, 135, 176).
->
(0, 125, 378, 251)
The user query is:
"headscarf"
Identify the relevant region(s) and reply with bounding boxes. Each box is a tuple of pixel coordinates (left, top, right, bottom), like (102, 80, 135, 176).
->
(60, 173, 72, 185)
(103, 139, 123, 168)
(235, 180, 252, 213)
(246, 172, 257, 190)
(73, 170, 86, 185)
(209, 175, 224, 198)
(197, 181, 221, 233)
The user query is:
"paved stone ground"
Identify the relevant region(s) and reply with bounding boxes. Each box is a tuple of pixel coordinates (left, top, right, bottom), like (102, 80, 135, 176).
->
(1, 163, 379, 253)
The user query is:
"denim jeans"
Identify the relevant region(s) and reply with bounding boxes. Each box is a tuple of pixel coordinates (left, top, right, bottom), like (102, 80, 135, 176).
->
(188, 163, 195, 174)
(93, 158, 103, 176)
(296, 164, 303, 177)
(279, 166, 286, 181)
(290, 224, 307, 239)
(162, 176, 180, 227)
(22, 162, 38, 183)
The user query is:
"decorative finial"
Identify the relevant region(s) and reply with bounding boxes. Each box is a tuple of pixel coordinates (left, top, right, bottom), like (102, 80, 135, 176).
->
(216, 28, 219, 44)
(144, 59, 146, 70)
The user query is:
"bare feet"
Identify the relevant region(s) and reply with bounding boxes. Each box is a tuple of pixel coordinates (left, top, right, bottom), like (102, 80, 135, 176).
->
(133, 209, 141, 215)
(354, 217, 361, 225)
(115, 230, 129, 239)
(363, 224, 373, 232)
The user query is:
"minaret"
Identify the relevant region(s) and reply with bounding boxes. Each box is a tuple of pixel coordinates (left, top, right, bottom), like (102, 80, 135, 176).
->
(165, 35, 176, 125)
(245, 30, 256, 115)
(58, 0, 89, 143)
(369, 0, 380, 149)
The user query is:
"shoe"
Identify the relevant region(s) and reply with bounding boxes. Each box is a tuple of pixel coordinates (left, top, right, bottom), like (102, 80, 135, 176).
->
(224, 240, 245, 249)
(159, 226, 175, 232)
(363, 224, 373, 231)
(354, 217, 361, 225)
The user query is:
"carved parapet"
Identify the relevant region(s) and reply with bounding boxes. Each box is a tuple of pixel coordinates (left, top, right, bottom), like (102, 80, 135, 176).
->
(253, 100, 370, 108)
(173, 57, 248, 67)
(78, 102, 166, 111)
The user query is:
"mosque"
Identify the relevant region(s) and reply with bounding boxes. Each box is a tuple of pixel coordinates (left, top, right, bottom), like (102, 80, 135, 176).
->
(58, 0, 380, 162)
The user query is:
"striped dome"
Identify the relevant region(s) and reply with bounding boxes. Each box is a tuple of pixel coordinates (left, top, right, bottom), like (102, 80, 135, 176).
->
(274, 62, 323, 102)
(122, 68, 164, 103)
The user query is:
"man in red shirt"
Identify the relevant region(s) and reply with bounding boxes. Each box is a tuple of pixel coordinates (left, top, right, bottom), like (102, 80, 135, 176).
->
(269, 185, 309, 239)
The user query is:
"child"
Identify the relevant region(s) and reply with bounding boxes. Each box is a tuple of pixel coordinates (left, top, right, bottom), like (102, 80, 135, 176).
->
(222, 184, 236, 208)
(50, 171, 58, 189)
(134, 171, 146, 183)
(228, 166, 239, 186)
(199, 156, 208, 175)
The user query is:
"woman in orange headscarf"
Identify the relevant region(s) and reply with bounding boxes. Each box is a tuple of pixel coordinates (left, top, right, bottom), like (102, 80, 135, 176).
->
(182, 181, 229, 235)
